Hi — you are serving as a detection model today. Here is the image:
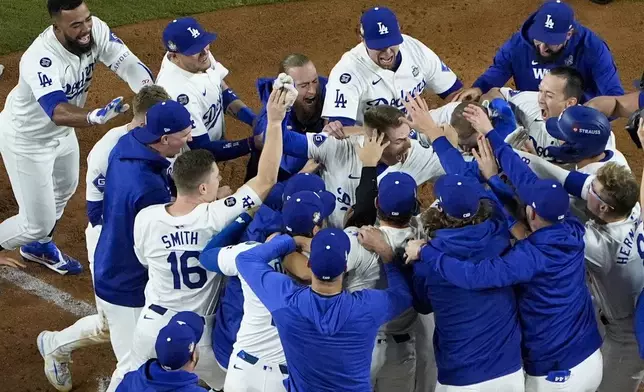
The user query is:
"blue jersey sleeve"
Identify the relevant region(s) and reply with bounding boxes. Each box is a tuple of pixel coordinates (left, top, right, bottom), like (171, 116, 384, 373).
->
(362, 263, 412, 325)
(86, 200, 103, 227)
(635, 289, 644, 359)
(408, 262, 433, 315)
(487, 129, 540, 200)
(639, 91, 644, 110)
(188, 135, 253, 162)
(425, 241, 543, 290)
(235, 235, 299, 313)
(590, 42, 624, 97)
(282, 129, 309, 158)
(563, 171, 590, 199)
(472, 36, 515, 94)
(431, 136, 482, 180)
(203, 212, 252, 253)
(38, 90, 68, 119)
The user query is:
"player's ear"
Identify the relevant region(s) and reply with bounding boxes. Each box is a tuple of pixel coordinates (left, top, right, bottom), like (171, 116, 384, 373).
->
(199, 183, 207, 195)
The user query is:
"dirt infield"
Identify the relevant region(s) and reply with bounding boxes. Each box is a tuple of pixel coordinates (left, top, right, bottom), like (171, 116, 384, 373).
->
(1, 0, 643, 390)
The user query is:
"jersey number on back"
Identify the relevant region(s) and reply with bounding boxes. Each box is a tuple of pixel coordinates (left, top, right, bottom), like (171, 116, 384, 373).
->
(167, 251, 207, 289)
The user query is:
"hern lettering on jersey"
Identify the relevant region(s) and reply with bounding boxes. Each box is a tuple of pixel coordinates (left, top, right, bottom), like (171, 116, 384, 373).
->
(162, 231, 199, 249)
(617, 227, 637, 264)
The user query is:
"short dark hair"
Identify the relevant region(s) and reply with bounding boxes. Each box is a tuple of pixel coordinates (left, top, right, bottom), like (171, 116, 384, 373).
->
(279, 53, 311, 74)
(47, 0, 84, 17)
(171, 150, 217, 194)
(450, 101, 485, 138)
(363, 105, 404, 134)
(549, 66, 584, 101)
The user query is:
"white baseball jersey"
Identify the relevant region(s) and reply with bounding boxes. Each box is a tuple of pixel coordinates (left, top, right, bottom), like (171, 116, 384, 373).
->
(343, 226, 382, 293)
(305, 133, 445, 228)
(428, 102, 458, 126)
(156, 53, 229, 141)
(86, 125, 129, 203)
(133, 185, 261, 316)
(216, 241, 287, 364)
(322, 34, 459, 125)
(498, 88, 616, 156)
(583, 201, 644, 342)
(2, 17, 152, 140)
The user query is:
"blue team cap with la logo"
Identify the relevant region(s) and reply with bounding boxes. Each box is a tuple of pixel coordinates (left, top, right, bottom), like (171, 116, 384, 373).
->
(163, 17, 217, 56)
(282, 190, 336, 236)
(155, 311, 204, 371)
(360, 6, 403, 50)
(309, 228, 351, 282)
(528, 0, 574, 45)
(132, 100, 192, 144)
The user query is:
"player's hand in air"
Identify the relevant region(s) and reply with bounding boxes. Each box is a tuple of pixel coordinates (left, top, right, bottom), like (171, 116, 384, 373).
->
(451, 87, 482, 103)
(462, 104, 494, 135)
(266, 86, 290, 124)
(323, 120, 346, 139)
(358, 226, 395, 263)
(403, 239, 426, 265)
(400, 93, 442, 142)
(87, 96, 130, 125)
(472, 135, 499, 180)
(356, 131, 390, 167)
(0, 254, 26, 269)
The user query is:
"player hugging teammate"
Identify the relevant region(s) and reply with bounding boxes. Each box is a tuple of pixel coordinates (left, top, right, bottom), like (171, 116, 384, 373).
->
(3, 1, 643, 392)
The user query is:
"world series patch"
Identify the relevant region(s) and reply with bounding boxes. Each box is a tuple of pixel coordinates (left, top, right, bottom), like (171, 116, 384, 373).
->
(224, 196, 236, 207)
(40, 57, 52, 67)
(177, 94, 189, 105)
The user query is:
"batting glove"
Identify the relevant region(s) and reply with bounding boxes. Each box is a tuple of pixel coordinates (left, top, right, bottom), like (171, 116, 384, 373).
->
(87, 96, 130, 125)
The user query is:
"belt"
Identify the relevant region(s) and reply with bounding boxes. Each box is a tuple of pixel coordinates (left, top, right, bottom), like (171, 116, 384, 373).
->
(149, 304, 167, 315)
(377, 333, 411, 344)
(237, 350, 288, 375)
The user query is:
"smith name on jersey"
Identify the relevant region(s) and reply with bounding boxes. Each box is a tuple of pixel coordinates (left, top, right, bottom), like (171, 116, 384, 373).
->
(322, 34, 461, 125)
(2, 16, 152, 140)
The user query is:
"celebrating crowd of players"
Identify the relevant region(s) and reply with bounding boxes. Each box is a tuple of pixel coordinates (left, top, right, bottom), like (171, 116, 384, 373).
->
(3, 0, 644, 391)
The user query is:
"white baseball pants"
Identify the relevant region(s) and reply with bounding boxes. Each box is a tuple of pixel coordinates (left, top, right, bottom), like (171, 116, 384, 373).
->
(0, 123, 79, 249)
(109, 304, 225, 391)
(415, 313, 438, 392)
(525, 349, 603, 392)
(598, 332, 644, 392)
(224, 348, 288, 392)
(371, 332, 417, 392)
(435, 368, 525, 391)
(100, 298, 142, 392)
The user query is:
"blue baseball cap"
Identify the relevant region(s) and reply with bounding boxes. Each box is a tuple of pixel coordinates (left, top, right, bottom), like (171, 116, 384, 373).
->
(360, 6, 403, 50)
(309, 228, 350, 282)
(155, 311, 204, 371)
(528, 1, 574, 45)
(163, 17, 217, 56)
(434, 175, 484, 219)
(283, 173, 329, 201)
(282, 190, 336, 236)
(521, 179, 569, 223)
(545, 105, 611, 160)
(378, 172, 418, 217)
(132, 100, 192, 144)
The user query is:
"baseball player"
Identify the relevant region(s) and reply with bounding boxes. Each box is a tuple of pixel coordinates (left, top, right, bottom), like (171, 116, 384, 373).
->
(321, 6, 463, 127)
(246, 53, 330, 181)
(115, 86, 291, 391)
(92, 100, 193, 392)
(403, 174, 524, 391)
(35, 86, 170, 392)
(231, 224, 411, 391)
(199, 190, 335, 392)
(156, 17, 258, 162)
(117, 311, 208, 392)
(0, 0, 153, 274)
(454, 0, 623, 103)
(424, 105, 603, 391)
(272, 103, 447, 229)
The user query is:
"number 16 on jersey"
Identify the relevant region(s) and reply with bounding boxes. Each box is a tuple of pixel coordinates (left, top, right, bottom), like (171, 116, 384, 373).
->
(167, 251, 207, 289)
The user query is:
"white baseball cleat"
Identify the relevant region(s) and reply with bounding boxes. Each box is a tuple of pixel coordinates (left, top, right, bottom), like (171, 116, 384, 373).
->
(37, 331, 73, 392)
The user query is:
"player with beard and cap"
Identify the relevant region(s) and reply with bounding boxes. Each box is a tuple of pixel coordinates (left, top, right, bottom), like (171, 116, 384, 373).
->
(246, 54, 334, 181)
(0, 0, 154, 272)
(453, 0, 623, 104)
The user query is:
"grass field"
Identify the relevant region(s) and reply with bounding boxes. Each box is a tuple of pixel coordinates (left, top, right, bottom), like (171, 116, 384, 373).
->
(0, 0, 299, 55)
